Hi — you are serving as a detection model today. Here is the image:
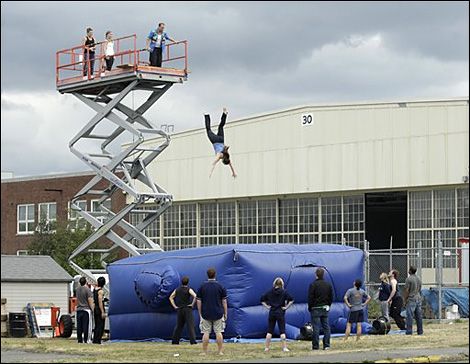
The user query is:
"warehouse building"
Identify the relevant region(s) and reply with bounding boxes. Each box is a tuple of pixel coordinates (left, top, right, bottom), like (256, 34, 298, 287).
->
(128, 97, 469, 282)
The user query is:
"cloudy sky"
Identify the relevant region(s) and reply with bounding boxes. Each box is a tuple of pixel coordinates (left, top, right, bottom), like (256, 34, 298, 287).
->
(1, 1, 468, 177)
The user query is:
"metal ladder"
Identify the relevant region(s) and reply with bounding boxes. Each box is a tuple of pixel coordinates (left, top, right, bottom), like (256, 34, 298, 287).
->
(67, 80, 175, 285)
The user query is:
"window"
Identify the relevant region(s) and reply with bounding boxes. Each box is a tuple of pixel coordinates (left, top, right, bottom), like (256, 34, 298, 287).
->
(238, 201, 257, 236)
(258, 200, 276, 235)
(180, 204, 197, 249)
(279, 199, 298, 234)
(163, 205, 180, 250)
(69, 200, 87, 230)
(91, 199, 112, 224)
(409, 191, 432, 229)
(343, 195, 364, 232)
(299, 198, 319, 234)
(16, 250, 29, 256)
(218, 202, 236, 244)
(321, 197, 342, 232)
(433, 190, 455, 228)
(457, 188, 469, 229)
(17, 204, 35, 234)
(38, 202, 57, 230)
(200, 203, 217, 236)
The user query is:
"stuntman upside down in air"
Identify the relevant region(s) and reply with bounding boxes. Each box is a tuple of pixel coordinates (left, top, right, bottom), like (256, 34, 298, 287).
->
(205, 108, 237, 178)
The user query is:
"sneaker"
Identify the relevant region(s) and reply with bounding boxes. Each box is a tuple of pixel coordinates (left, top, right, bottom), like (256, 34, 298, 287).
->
(218, 352, 224, 356)
(324, 347, 330, 351)
(282, 347, 290, 353)
(100, 72, 105, 77)
(82, 76, 87, 80)
(264, 348, 270, 352)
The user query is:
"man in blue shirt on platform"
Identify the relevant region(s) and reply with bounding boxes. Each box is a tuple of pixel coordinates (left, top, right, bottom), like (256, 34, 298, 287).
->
(145, 22, 177, 67)
(197, 268, 228, 356)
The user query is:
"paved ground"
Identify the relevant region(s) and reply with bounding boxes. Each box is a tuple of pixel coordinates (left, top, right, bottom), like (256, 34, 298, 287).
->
(1, 349, 80, 363)
(236, 346, 469, 363)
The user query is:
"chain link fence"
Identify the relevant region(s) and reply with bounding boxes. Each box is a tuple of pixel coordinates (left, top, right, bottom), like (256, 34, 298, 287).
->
(364, 234, 469, 320)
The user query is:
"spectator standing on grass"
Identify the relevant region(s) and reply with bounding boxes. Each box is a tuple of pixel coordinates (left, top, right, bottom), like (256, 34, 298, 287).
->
(308, 268, 333, 351)
(388, 269, 406, 330)
(92, 276, 106, 344)
(76, 277, 95, 344)
(197, 268, 228, 356)
(344, 279, 371, 341)
(170, 276, 197, 345)
(378, 272, 391, 321)
(260, 277, 294, 353)
(404, 266, 423, 335)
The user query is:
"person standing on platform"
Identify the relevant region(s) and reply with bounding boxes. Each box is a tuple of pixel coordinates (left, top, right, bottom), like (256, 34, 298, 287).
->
(197, 268, 228, 356)
(388, 269, 406, 330)
(170, 276, 198, 345)
(92, 276, 106, 344)
(344, 279, 371, 341)
(76, 277, 95, 344)
(145, 22, 177, 67)
(260, 277, 294, 353)
(83, 27, 96, 79)
(205, 108, 237, 178)
(102, 31, 114, 75)
(308, 268, 333, 351)
(378, 272, 392, 321)
(403, 266, 423, 335)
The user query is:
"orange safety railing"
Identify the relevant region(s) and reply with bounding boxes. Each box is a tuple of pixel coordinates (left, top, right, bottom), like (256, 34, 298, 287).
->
(56, 34, 188, 86)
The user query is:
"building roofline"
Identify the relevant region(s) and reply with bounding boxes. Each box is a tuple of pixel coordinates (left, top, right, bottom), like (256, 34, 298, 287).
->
(1, 170, 95, 184)
(127, 96, 469, 146)
(1, 278, 73, 283)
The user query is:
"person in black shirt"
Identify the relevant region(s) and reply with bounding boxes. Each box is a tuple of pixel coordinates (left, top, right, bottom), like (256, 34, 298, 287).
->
(82, 27, 96, 79)
(169, 276, 197, 345)
(260, 277, 294, 353)
(378, 273, 392, 321)
(92, 276, 106, 344)
(308, 268, 333, 350)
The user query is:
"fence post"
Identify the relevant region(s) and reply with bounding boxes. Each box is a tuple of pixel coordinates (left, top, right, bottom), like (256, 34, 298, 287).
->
(417, 240, 422, 280)
(436, 233, 443, 321)
(364, 240, 369, 295)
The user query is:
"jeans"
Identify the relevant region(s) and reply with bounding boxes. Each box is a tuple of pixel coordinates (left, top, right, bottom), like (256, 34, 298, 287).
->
(311, 308, 330, 350)
(380, 300, 390, 321)
(405, 299, 423, 335)
(76, 310, 90, 343)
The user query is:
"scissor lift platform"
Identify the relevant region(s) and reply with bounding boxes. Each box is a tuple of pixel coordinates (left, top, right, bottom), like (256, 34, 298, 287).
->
(56, 34, 189, 285)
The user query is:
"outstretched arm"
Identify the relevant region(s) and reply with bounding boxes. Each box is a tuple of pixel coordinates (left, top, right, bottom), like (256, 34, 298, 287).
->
(209, 155, 222, 178)
(229, 161, 237, 178)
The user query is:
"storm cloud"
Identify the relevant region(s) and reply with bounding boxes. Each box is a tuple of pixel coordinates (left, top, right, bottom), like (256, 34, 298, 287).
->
(1, 1, 468, 176)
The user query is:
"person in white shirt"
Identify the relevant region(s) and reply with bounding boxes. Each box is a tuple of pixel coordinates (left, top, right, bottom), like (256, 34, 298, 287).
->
(102, 31, 114, 75)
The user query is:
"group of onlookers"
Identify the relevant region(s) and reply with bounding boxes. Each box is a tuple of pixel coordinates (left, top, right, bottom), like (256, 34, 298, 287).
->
(167, 265, 423, 354)
(81, 21, 176, 80)
(75, 276, 107, 344)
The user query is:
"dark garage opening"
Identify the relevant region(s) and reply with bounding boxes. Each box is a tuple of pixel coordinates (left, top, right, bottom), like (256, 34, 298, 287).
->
(365, 191, 407, 250)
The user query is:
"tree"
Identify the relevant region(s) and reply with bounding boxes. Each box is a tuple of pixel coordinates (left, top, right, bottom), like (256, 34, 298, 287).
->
(27, 221, 115, 276)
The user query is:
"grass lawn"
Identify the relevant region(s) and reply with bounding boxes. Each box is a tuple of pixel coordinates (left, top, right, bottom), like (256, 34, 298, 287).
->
(1, 321, 468, 363)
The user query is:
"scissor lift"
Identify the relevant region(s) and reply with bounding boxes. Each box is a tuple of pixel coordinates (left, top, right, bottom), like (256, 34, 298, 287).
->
(56, 35, 188, 283)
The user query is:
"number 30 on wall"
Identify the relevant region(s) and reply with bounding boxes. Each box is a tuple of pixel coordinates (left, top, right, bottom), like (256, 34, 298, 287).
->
(301, 113, 314, 126)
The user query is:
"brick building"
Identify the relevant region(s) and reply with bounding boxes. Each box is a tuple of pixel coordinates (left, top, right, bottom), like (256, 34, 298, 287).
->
(1, 171, 126, 255)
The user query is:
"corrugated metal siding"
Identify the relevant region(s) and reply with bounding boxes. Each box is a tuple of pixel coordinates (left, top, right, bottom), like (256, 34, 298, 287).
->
(135, 100, 469, 202)
(1, 282, 69, 313)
